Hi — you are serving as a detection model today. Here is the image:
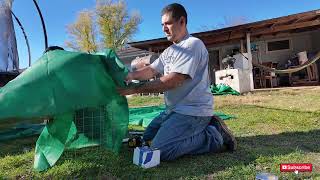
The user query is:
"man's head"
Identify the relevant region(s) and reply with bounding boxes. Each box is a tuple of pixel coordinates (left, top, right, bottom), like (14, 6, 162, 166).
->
(161, 3, 188, 43)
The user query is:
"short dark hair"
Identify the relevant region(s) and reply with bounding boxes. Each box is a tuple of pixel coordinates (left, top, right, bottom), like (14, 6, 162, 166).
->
(161, 3, 187, 24)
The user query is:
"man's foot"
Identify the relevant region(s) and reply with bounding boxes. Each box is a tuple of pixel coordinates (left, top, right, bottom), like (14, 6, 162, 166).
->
(210, 115, 237, 151)
(128, 136, 143, 148)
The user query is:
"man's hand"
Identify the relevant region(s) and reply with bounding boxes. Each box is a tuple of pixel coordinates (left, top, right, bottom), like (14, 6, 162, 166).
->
(125, 72, 134, 84)
(117, 87, 136, 96)
(125, 66, 159, 83)
(118, 72, 189, 96)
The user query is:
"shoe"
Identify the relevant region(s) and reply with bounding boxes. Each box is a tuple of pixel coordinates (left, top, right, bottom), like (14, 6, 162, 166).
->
(210, 115, 237, 151)
(128, 136, 143, 148)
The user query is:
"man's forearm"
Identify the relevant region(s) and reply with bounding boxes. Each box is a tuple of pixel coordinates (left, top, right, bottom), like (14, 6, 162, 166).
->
(131, 66, 159, 81)
(134, 79, 170, 93)
(133, 73, 187, 93)
(118, 72, 188, 96)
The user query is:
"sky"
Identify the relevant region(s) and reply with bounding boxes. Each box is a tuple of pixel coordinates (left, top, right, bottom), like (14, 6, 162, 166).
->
(10, 0, 320, 68)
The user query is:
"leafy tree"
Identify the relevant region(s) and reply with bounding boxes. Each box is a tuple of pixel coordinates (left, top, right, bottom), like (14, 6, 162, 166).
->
(96, 0, 141, 50)
(65, 10, 98, 53)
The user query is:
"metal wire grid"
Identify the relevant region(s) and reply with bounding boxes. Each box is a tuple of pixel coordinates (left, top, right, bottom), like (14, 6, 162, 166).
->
(63, 106, 108, 159)
(74, 106, 107, 145)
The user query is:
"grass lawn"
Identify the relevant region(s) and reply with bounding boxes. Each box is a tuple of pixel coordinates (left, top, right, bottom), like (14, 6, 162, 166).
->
(0, 86, 320, 179)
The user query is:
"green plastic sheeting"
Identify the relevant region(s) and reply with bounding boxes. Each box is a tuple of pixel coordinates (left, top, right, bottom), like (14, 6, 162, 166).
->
(0, 49, 129, 171)
(129, 105, 166, 127)
(213, 112, 236, 120)
(129, 105, 236, 127)
(210, 84, 240, 96)
(0, 49, 128, 118)
(0, 123, 45, 141)
(0, 107, 236, 141)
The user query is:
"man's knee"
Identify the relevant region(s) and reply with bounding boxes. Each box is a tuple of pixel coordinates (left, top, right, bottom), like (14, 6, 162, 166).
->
(151, 142, 181, 161)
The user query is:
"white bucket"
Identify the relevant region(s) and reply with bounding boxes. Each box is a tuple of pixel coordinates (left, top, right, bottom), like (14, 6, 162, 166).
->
(297, 51, 308, 65)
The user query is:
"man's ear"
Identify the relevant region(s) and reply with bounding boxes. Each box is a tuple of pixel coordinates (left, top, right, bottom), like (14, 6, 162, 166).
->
(179, 17, 186, 26)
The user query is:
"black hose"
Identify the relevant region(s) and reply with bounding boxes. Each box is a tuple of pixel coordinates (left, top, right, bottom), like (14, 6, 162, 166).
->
(11, 11, 32, 67)
(32, 0, 48, 50)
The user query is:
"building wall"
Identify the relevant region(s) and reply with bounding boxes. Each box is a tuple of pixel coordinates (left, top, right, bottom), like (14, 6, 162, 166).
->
(311, 30, 320, 79)
(311, 30, 320, 52)
(207, 30, 319, 69)
(256, 31, 315, 66)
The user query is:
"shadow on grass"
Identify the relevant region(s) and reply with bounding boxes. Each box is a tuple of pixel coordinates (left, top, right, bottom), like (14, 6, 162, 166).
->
(48, 129, 320, 179)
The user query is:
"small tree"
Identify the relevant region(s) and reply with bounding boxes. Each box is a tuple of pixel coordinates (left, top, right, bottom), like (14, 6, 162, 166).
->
(65, 10, 98, 53)
(96, 0, 141, 50)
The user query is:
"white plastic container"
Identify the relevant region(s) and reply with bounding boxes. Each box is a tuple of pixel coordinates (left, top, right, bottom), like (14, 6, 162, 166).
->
(215, 69, 251, 94)
(133, 146, 160, 168)
(233, 53, 249, 70)
(297, 51, 308, 65)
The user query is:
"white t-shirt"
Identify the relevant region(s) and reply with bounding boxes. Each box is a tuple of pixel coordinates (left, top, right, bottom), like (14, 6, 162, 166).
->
(150, 34, 213, 116)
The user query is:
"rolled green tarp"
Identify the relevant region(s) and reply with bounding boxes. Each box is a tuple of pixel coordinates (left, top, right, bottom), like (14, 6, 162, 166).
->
(0, 49, 129, 171)
(210, 84, 240, 95)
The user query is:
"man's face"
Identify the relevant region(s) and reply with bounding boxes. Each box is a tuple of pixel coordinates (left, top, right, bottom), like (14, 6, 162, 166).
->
(161, 13, 185, 43)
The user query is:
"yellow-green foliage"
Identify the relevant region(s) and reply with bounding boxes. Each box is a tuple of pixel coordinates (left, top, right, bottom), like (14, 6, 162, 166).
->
(65, 0, 141, 52)
(65, 10, 98, 53)
(96, 0, 141, 50)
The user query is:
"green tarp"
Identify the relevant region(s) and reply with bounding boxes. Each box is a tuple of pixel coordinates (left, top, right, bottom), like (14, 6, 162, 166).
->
(129, 105, 236, 127)
(0, 106, 236, 141)
(129, 105, 166, 127)
(0, 123, 45, 141)
(210, 84, 240, 95)
(0, 49, 129, 171)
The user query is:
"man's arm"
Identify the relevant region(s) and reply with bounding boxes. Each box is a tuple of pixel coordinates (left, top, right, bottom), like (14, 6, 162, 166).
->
(127, 66, 159, 82)
(118, 72, 189, 96)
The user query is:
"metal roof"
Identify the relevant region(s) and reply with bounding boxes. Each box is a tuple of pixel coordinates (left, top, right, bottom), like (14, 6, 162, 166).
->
(129, 9, 320, 52)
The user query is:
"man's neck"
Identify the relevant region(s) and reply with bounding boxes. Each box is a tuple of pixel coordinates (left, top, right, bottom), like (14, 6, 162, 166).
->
(173, 30, 188, 44)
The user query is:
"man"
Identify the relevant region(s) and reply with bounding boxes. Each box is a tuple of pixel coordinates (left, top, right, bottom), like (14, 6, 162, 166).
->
(118, 3, 236, 161)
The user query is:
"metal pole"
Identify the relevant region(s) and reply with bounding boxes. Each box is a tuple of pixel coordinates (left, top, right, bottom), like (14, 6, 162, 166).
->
(32, 0, 48, 50)
(11, 11, 31, 67)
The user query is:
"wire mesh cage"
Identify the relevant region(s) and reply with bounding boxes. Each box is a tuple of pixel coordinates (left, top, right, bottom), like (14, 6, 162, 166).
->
(74, 106, 107, 144)
(63, 106, 109, 159)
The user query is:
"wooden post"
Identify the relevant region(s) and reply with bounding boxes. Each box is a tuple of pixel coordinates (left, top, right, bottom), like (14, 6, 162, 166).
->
(240, 39, 244, 53)
(246, 33, 254, 91)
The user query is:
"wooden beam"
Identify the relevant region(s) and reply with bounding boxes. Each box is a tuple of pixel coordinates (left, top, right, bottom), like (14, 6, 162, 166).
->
(201, 31, 246, 45)
(251, 19, 320, 36)
(196, 10, 320, 38)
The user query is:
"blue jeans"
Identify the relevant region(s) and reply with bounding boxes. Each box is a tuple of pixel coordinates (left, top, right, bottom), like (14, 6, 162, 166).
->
(143, 111, 224, 161)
